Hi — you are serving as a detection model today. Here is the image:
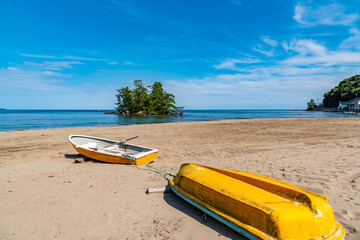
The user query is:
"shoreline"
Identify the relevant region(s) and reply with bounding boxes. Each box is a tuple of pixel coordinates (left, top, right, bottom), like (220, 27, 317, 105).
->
(1, 118, 359, 239)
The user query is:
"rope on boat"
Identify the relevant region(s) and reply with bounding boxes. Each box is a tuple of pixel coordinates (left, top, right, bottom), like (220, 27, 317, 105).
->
(126, 155, 175, 178)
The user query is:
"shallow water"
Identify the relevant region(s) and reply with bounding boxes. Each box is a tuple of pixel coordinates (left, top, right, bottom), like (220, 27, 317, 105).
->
(0, 109, 357, 131)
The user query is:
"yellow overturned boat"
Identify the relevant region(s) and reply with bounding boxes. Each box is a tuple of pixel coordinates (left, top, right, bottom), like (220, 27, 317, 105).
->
(169, 163, 345, 240)
(68, 135, 158, 165)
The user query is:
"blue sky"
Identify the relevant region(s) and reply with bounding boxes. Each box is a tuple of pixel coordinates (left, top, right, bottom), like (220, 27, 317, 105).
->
(0, 0, 360, 109)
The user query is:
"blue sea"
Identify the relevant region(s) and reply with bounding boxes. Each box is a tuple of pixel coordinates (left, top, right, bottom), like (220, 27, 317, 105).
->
(0, 109, 357, 131)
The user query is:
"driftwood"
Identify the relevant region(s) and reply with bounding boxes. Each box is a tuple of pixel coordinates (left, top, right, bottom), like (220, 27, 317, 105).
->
(146, 185, 171, 194)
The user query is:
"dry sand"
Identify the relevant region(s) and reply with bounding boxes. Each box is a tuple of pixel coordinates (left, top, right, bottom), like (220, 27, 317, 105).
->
(1, 118, 359, 240)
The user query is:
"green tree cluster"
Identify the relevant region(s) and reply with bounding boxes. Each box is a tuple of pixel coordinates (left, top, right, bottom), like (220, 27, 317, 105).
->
(307, 99, 316, 110)
(116, 80, 175, 115)
(322, 75, 360, 107)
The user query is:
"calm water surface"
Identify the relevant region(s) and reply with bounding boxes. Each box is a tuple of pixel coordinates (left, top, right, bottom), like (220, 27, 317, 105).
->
(0, 109, 357, 131)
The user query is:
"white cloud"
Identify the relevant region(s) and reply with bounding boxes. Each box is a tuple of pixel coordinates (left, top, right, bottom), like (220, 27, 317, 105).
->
(279, 39, 360, 67)
(0, 66, 117, 109)
(293, 4, 305, 24)
(62, 55, 106, 61)
(21, 53, 106, 61)
(213, 58, 262, 71)
(293, 3, 359, 27)
(20, 53, 57, 59)
(285, 39, 327, 56)
(261, 36, 278, 47)
(0, 67, 71, 91)
(281, 41, 290, 53)
(108, 61, 137, 66)
(165, 71, 346, 108)
(24, 61, 83, 71)
(171, 32, 360, 108)
(121, 61, 137, 66)
(222, 38, 360, 70)
(168, 67, 350, 96)
(283, 51, 360, 66)
(252, 46, 275, 57)
(173, 62, 343, 97)
(340, 27, 360, 50)
(20, 53, 127, 68)
(213, 36, 360, 77)
(251, 37, 279, 57)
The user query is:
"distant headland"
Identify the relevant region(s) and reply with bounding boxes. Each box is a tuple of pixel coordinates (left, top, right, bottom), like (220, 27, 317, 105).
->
(307, 74, 360, 112)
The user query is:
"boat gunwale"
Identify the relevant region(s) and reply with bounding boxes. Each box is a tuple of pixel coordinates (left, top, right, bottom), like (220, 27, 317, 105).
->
(68, 135, 159, 159)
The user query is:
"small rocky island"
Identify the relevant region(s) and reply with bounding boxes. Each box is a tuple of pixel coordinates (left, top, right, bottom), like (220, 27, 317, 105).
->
(106, 80, 178, 116)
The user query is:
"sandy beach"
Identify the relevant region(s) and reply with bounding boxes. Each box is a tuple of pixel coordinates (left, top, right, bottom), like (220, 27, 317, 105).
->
(1, 118, 359, 240)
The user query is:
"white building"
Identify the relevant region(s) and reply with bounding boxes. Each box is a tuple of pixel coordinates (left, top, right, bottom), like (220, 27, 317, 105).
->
(339, 97, 360, 110)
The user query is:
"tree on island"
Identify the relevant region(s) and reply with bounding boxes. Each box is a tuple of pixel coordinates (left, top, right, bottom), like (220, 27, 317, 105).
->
(307, 99, 317, 110)
(116, 80, 175, 115)
(322, 75, 360, 107)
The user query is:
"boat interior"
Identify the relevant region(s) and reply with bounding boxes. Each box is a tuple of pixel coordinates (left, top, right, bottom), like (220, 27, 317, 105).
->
(70, 135, 152, 155)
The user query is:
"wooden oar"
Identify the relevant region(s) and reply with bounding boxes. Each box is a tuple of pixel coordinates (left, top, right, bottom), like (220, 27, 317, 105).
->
(120, 136, 138, 144)
(122, 136, 138, 152)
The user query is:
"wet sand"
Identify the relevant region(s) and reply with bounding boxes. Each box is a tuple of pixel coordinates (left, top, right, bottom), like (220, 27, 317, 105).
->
(1, 118, 359, 239)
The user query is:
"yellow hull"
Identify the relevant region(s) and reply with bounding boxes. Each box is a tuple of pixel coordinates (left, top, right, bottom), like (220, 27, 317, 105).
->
(68, 135, 159, 165)
(170, 164, 345, 240)
(71, 143, 158, 165)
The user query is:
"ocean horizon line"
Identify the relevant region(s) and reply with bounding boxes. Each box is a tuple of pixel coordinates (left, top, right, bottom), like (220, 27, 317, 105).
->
(0, 108, 304, 111)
